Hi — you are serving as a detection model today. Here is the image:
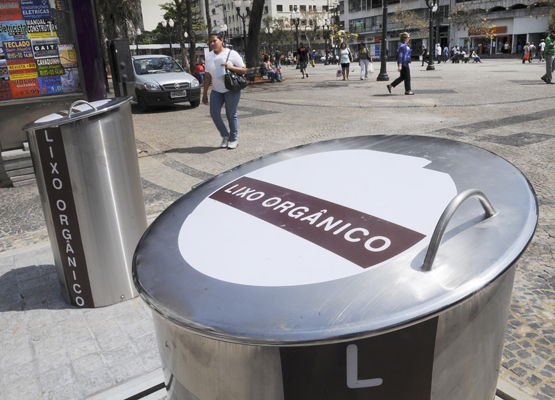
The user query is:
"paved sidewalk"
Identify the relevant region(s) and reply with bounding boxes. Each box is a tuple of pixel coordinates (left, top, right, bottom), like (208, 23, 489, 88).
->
(1, 59, 555, 399)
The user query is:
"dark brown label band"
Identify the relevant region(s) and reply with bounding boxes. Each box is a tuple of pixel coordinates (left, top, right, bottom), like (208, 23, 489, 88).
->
(36, 127, 94, 307)
(210, 176, 426, 269)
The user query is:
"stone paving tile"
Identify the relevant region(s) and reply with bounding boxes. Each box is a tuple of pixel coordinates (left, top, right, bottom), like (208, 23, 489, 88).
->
(1, 60, 555, 399)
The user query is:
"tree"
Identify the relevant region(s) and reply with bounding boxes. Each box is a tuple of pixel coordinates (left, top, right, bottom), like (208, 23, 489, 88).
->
(160, 1, 206, 69)
(390, 8, 428, 37)
(299, 7, 327, 50)
(96, 0, 142, 40)
(260, 16, 294, 55)
(329, 24, 358, 50)
(245, 0, 265, 68)
(448, 6, 497, 50)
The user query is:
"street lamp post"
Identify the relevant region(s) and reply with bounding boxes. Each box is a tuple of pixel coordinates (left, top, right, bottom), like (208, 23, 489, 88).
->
(291, 9, 300, 51)
(135, 28, 141, 54)
(376, 0, 389, 81)
(234, 0, 251, 54)
(161, 18, 175, 59)
(426, 0, 438, 70)
(183, 31, 189, 66)
(265, 27, 273, 55)
(331, 1, 340, 60)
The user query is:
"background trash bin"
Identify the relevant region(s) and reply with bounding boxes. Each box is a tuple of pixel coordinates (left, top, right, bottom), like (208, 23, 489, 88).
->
(133, 135, 537, 400)
(25, 97, 147, 308)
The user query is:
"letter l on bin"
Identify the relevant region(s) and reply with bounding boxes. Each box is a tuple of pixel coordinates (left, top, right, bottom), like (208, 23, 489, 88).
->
(133, 136, 538, 400)
(25, 97, 147, 308)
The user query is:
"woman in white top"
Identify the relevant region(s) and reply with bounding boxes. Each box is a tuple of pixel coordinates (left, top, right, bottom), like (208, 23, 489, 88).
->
(202, 31, 246, 149)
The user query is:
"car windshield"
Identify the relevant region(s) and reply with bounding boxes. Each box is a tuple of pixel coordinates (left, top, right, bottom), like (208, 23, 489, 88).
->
(134, 57, 183, 75)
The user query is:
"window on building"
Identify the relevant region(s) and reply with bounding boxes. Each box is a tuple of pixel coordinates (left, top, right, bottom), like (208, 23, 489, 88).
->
(323, 5, 329, 11)
(290, 4, 294, 11)
(264, 5, 268, 13)
(277, 4, 283, 11)
(300, 5, 306, 11)
(349, 0, 362, 13)
(339, 1, 345, 13)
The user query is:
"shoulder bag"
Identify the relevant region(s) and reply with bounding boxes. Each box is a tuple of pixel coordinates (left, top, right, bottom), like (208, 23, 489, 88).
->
(224, 50, 248, 92)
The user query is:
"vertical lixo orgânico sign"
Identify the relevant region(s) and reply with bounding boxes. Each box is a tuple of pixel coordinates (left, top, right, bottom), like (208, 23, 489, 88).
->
(35, 127, 94, 307)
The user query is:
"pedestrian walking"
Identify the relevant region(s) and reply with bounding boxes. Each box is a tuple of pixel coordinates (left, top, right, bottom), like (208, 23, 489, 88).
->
(436, 43, 442, 64)
(539, 39, 546, 62)
(541, 31, 555, 84)
(387, 32, 413, 95)
(523, 42, 531, 63)
(297, 43, 309, 78)
(339, 42, 353, 80)
(443, 46, 449, 63)
(202, 30, 246, 149)
(421, 45, 428, 66)
(358, 43, 372, 80)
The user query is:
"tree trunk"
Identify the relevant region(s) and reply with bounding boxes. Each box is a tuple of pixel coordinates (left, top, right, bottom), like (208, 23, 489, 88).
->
(175, 0, 190, 69)
(245, 0, 265, 68)
(204, 0, 212, 40)
(186, 0, 196, 67)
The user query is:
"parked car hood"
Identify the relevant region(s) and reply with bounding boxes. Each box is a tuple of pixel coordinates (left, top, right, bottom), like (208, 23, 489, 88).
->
(135, 71, 195, 85)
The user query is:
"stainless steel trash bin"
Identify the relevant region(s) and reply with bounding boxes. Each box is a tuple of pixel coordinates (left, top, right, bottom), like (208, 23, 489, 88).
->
(133, 135, 537, 400)
(25, 97, 147, 308)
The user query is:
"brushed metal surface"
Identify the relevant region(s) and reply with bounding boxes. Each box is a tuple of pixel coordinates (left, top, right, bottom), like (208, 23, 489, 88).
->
(153, 312, 285, 400)
(431, 265, 516, 400)
(134, 135, 537, 344)
(27, 97, 148, 307)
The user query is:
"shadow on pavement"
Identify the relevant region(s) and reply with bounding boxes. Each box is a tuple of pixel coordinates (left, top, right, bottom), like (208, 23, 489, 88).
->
(164, 146, 220, 155)
(0, 264, 74, 311)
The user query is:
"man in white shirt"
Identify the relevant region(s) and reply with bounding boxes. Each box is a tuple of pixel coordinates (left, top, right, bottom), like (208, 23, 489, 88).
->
(539, 39, 546, 62)
(435, 43, 442, 64)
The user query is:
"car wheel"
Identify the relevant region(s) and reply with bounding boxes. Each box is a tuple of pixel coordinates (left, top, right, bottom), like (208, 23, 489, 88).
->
(138, 93, 150, 112)
(190, 100, 200, 108)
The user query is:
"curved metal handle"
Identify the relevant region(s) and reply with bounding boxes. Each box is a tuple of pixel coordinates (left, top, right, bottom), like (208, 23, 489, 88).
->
(68, 100, 97, 116)
(422, 188, 497, 272)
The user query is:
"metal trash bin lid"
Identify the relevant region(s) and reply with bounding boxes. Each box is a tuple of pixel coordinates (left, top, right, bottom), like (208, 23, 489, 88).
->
(22, 97, 132, 131)
(133, 136, 537, 345)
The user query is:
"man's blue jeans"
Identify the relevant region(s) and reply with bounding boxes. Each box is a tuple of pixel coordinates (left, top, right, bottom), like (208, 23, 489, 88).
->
(210, 89, 241, 142)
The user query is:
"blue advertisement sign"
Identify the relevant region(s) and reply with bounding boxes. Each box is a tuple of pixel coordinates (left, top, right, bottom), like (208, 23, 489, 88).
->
(375, 44, 380, 57)
(0, 20, 28, 41)
(20, 0, 51, 20)
(38, 74, 62, 94)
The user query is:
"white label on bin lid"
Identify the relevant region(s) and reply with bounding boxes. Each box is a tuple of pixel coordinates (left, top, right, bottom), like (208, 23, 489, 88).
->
(178, 150, 457, 286)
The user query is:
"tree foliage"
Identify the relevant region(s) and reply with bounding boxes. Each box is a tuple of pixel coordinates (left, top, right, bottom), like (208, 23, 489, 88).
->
(390, 8, 428, 37)
(260, 16, 294, 54)
(448, 6, 496, 39)
(159, 1, 206, 69)
(96, 0, 142, 40)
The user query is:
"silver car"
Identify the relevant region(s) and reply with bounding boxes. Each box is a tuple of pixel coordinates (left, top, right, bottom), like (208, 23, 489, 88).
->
(130, 55, 201, 111)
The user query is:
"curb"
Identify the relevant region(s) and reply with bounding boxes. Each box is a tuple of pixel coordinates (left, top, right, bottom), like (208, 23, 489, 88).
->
(497, 378, 536, 400)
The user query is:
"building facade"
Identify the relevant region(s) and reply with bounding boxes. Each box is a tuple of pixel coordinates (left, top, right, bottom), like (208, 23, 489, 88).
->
(341, 0, 551, 57)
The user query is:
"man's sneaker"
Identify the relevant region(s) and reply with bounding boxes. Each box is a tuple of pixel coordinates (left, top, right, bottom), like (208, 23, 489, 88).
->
(227, 140, 238, 149)
(541, 76, 547, 82)
(306, 74, 308, 78)
(220, 137, 229, 148)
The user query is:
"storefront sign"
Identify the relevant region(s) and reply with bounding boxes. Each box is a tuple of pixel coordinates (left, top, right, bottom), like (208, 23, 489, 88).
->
(58, 42, 76, 67)
(60, 66, 78, 92)
(0, 58, 8, 78)
(32, 37, 58, 57)
(25, 18, 56, 39)
(0, 77, 12, 99)
(20, 0, 51, 19)
(38, 73, 61, 93)
(36, 56, 63, 76)
(34, 127, 94, 307)
(2, 38, 33, 60)
(7, 57, 36, 79)
(0, 19, 28, 41)
(10, 75, 39, 97)
(0, 1, 22, 21)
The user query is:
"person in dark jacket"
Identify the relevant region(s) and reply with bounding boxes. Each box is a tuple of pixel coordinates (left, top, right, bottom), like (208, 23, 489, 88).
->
(387, 32, 413, 95)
